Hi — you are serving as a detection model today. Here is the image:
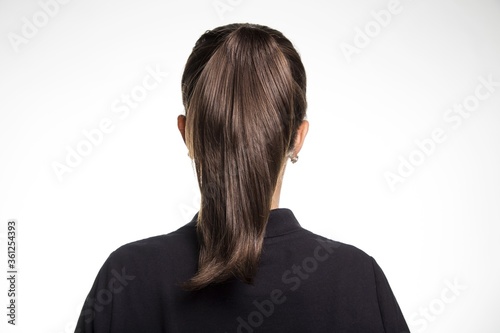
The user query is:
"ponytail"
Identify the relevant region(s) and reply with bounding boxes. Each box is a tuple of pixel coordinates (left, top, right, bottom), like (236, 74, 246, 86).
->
(180, 23, 307, 291)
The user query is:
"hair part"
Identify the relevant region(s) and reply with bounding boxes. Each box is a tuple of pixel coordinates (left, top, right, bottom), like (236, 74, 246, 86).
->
(180, 23, 307, 291)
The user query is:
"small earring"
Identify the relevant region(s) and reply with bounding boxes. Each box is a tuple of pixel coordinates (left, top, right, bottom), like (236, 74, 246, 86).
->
(290, 155, 299, 164)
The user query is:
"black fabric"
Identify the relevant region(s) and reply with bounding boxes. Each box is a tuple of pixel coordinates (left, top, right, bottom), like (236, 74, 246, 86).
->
(75, 208, 410, 333)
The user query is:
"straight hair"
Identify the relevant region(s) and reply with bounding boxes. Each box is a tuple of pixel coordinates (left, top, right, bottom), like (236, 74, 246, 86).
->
(180, 23, 307, 291)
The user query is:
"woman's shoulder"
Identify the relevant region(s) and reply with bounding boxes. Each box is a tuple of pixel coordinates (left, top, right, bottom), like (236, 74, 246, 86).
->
(266, 208, 377, 266)
(293, 226, 378, 266)
(104, 220, 198, 268)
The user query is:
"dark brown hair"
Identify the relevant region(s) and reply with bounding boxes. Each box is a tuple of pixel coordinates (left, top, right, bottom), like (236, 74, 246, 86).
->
(180, 23, 307, 291)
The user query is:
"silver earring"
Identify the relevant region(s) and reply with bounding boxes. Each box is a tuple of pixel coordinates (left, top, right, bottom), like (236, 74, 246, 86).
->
(290, 155, 299, 164)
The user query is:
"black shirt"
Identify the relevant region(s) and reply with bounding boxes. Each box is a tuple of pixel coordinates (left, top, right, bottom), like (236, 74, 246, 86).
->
(75, 208, 410, 332)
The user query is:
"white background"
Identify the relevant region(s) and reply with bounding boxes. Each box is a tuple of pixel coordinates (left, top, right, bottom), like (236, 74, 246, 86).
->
(1, 0, 499, 332)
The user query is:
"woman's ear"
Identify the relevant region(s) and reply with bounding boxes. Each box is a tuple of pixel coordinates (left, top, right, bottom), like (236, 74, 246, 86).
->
(293, 120, 309, 155)
(177, 115, 186, 143)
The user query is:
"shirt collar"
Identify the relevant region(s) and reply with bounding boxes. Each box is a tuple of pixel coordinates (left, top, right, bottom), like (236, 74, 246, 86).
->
(265, 208, 302, 238)
(187, 208, 302, 239)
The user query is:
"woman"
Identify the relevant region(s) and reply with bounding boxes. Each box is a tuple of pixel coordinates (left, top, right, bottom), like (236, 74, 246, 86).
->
(75, 23, 410, 332)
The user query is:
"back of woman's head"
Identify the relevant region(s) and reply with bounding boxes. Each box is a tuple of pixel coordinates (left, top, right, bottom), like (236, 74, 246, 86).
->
(180, 23, 307, 291)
